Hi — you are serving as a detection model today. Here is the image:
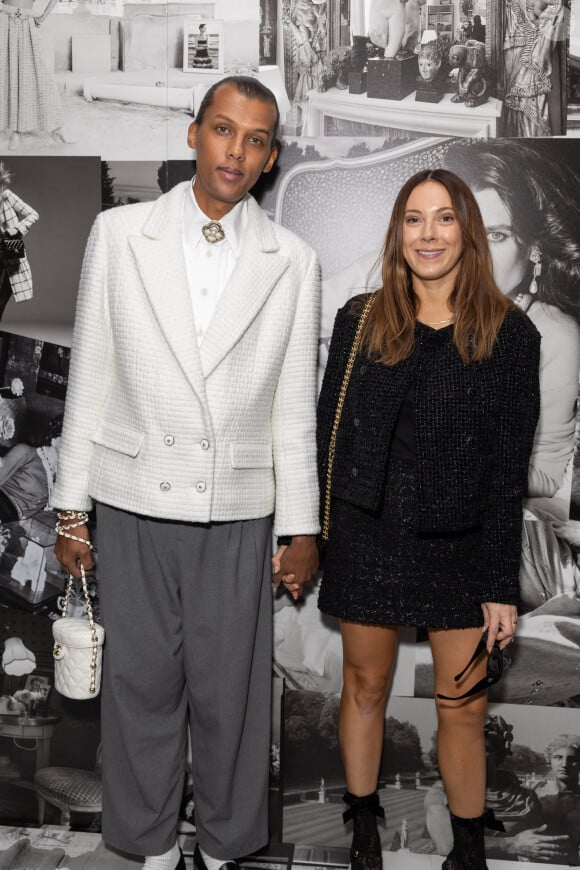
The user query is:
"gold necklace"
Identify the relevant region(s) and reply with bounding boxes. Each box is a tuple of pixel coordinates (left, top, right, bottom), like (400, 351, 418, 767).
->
(422, 316, 454, 325)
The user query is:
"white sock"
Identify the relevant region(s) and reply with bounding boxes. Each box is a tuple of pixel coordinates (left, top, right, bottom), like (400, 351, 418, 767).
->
(143, 843, 180, 869)
(200, 847, 230, 870)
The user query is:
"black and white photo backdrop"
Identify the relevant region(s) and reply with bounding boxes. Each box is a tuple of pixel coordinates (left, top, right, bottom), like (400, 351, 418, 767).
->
(0, 157, 101, 341)
(0, 2, 579, 867)
(0, 0, 260, 159)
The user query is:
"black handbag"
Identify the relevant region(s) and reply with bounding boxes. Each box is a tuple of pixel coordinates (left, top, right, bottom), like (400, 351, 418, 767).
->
(1, 235, 25, 259)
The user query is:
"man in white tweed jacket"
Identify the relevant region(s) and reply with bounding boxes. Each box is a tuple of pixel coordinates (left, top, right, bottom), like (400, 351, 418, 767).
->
(53, 77, 320, 870)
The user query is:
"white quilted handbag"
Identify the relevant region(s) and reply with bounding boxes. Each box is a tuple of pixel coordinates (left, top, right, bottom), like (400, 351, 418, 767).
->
(52, 565, 105, 699)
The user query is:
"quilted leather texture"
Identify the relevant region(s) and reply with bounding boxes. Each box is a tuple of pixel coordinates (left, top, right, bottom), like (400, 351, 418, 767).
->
(52, 618, 105, 700)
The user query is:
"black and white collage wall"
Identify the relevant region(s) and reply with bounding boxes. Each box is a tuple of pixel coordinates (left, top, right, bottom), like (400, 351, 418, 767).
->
(1, 0, 580, 868)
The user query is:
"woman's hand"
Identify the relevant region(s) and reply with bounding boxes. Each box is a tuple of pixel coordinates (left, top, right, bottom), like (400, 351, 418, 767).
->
(54, 525, 94, 578)
(272, 544, 301, 600)
(481, 601, 518, 651)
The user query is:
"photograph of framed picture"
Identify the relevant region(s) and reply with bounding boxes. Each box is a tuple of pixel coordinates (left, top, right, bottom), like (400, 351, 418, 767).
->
(23, 674, 51, 698)
(183, 19, 224, 74)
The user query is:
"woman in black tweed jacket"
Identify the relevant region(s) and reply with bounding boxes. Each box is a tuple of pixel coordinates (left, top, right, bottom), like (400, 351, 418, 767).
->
(316, 169, 540, 870)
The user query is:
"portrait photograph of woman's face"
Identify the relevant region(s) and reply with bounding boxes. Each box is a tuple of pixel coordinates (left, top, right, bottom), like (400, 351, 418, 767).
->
(473, 187, 528, 296)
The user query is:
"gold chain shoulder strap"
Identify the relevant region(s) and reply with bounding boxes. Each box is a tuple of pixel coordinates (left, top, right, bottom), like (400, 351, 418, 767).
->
(322, 295, 374, 542)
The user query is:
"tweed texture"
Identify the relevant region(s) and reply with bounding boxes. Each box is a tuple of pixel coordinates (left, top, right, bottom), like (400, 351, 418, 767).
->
(52, 183, 321, 536)
(0, 189, 38, 301)
(319, 455, 485, 630)
(0, 4, 63, 134)
(318, 295, 541, 607)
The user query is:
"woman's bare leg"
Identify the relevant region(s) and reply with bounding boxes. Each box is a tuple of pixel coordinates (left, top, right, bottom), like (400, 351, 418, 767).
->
(429, 627, 488, 817)
(340, 621, 399, 795)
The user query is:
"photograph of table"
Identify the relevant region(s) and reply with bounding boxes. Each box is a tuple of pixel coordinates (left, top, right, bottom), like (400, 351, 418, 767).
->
(304, 87, 503, 138)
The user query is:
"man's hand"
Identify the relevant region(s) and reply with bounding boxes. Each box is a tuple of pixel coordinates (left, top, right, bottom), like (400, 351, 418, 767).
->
(272, 534, 318, 600)
(505, 826, 570, 861)
(54, 525, 94, 578)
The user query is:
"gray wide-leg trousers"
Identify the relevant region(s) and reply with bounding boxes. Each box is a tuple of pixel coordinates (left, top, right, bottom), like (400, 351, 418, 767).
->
(96, 504, 273, 858)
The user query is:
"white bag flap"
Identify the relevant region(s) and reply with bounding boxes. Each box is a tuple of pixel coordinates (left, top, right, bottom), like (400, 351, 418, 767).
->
(52, 617, 105, 650)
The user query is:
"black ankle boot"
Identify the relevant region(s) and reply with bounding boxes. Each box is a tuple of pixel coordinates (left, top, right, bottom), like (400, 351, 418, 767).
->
(343, 791, 385, 870)
(442, 810, 504, 870)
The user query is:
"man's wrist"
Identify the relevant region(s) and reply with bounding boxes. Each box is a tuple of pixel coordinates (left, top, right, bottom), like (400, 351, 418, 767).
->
(276, 534, 316, 547)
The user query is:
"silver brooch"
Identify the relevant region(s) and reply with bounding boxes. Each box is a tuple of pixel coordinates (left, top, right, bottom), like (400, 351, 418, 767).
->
(201, 221, 225, 244)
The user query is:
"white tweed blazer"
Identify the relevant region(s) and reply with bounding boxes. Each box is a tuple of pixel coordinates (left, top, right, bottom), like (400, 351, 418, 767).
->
(52, 182, 321, 536)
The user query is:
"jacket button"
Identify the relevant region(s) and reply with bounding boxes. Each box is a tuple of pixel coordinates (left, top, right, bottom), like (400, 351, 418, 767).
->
(160, 481, 171, 492)
(359, 364, 367, 375)
(353, 418, 360, 428)
(351, 466, 359, 478)
(196, 481, 207, 493)
(164, 435, 175, 446)
(200, 439, 210, 450)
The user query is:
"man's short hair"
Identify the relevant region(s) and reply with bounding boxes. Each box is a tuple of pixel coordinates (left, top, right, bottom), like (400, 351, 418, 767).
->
(194, 76, 280, 142)
(544, 734, 580, 764)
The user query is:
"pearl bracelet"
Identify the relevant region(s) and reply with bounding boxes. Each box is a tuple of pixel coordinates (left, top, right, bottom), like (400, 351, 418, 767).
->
(55, 511, 93, 549)
(55, 521, 94, 549)
(57, 510, 89, 524)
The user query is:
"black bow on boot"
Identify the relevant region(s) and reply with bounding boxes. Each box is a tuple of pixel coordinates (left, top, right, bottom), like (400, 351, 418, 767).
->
(442, 809, 505, 870)
(343, 791, 385, 870)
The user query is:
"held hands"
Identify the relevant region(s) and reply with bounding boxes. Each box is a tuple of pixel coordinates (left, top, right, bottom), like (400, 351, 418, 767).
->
(481, 601, 518, 652)
(272, 534, 319, 601)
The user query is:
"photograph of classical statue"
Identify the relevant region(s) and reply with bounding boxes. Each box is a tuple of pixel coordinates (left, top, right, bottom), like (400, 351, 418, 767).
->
(282, 695, 580, 863)
(280, 0, 569, 137)
(260, 0, 278, 64)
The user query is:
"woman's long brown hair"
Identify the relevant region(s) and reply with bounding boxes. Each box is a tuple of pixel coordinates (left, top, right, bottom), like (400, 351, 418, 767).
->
(360, 168, 512, 365)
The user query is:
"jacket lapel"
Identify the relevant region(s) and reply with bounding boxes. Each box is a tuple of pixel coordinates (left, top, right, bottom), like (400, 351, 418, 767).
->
(128, 182, 207, 403)
(199, 197, 290, 379)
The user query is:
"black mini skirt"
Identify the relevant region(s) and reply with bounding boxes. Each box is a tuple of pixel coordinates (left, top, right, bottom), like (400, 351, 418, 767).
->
(318, 456, 485, 629)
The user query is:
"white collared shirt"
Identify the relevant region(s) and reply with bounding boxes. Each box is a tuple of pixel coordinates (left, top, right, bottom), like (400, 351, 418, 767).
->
(182, 178, 249, 343)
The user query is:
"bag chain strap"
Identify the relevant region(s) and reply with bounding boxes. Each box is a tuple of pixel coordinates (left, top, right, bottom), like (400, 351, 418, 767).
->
(56, 564, 100, 695)
(322, 296, 374, 542)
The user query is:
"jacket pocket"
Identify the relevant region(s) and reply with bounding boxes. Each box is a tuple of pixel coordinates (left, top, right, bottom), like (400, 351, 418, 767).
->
(230, 441, 273, 469)
(91, 422, 144, 457)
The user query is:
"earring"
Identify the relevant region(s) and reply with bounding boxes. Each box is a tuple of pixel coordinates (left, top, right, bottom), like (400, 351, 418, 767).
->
(529, 246, 542, 295)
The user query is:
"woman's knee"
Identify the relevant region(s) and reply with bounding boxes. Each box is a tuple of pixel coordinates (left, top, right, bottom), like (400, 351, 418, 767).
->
(343, 665, 391, 715)
(435, 695, 487, 733)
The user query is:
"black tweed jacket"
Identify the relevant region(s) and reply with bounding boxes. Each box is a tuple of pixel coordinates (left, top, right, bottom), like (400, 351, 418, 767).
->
(317, 295, 541, 604)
